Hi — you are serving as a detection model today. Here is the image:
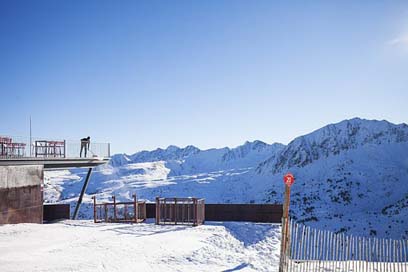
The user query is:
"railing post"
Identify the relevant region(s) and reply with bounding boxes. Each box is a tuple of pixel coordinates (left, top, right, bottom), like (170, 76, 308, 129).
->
(202, 200, 205, 224)
(174, 198, 177, 225)
(155, 197, 160, 225)
(133, 194, 138, 223)
(104, 203, 108, 222)
(92, 196, 96, 223)
(193, 198, 198, 226)
(112, 195, 117, 222)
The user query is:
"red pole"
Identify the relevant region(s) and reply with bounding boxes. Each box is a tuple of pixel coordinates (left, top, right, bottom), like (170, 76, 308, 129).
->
(284, 184, 291, 251)
(280, 173, 294, 272)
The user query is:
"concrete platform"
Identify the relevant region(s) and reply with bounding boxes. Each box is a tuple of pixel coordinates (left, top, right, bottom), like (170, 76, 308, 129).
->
(0, 158, 109, 224)
(0, 157, 109, 169)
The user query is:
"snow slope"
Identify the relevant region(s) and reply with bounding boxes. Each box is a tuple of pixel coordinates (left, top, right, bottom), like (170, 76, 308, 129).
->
(44, 118, 408, 239)
(0, 220, 281, 272)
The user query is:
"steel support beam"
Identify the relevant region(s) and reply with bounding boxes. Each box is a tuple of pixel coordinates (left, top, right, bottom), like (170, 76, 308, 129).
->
(72, 167, 93, 219)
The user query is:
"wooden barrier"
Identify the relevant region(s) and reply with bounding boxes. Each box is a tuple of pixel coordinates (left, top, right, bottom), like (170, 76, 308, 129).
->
(92, 194, 146, 223)
(155, 197, 205, 226)
(146, 203, 282, 223)
(205, 204, 282, 223)
(42, 203, 283, 223)
(43, 204, 70, 222)
(280, 218, 408, 272)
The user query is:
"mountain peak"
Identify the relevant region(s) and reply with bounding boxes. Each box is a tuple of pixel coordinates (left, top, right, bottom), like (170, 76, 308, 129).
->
(243, 140, 267, 146)
(257, 118, 408, 174)
(166, 145, 181, 152)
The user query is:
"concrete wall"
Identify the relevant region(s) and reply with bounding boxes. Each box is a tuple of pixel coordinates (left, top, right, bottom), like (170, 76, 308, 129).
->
(0, 165, 43, 224)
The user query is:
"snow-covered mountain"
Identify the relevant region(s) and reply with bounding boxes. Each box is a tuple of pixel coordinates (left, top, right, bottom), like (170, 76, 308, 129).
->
(257, 118, 408, 174)
(44, 118, 408, 239)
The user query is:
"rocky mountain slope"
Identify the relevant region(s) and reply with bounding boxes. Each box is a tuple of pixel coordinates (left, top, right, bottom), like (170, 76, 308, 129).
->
(44, 118, 408, 239)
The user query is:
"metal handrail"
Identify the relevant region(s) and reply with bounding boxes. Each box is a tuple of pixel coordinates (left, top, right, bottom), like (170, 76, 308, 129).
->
(0, 135, 110, 158)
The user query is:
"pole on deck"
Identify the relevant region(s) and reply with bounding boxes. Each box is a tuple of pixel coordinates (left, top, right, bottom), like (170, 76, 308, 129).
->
(72, 167, 93, 219)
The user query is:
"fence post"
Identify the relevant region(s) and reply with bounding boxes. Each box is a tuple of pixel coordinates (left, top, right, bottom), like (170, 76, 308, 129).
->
(104, 203, 108, 222)
(279, 217, 287, 272)
(280, 181, 292, 272)
(92, 196, 96, 223)
(155, 197, 160, 225)
(174, 198, 177, 225)
(112, 195, 117, 222)
(202, 200, 205, 224)
(193, 198, 198, 226)
(133, 194, 137, 223)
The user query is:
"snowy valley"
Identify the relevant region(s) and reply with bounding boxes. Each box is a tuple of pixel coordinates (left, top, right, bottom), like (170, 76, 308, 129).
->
(44, 118, 408, 239)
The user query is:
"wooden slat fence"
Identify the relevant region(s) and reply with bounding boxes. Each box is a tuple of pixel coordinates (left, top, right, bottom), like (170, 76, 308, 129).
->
(92, 194, 146, 223)
(155, 197, 205, 226)
(281, 218, 408, 272)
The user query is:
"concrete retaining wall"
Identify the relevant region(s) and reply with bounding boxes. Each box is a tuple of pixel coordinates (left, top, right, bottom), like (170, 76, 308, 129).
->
(0, 165, 43, 224)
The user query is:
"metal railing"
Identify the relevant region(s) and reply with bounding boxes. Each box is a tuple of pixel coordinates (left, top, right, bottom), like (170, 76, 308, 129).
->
(92, 195, 146, 223)
(155, 197, 205, 226)
(0, 135, 110, 159)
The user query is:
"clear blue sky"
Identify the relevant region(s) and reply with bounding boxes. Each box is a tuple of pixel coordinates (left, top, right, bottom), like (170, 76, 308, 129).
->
(1, 1, 407, 154)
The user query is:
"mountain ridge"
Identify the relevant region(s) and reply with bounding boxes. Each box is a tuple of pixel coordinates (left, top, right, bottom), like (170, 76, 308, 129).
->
(44, 117, 408, 239)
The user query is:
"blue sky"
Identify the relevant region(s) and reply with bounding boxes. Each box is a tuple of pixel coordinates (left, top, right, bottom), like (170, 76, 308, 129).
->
(1, 1, 407, 154)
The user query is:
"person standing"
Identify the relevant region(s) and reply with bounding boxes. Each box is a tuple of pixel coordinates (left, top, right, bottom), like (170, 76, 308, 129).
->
(80, 136, 90, 157)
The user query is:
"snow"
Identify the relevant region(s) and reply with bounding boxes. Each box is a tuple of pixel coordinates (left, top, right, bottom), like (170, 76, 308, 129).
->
(0, 220, 281, 272)
(43, 118, 408, 238)
(3, 118, 408, 271)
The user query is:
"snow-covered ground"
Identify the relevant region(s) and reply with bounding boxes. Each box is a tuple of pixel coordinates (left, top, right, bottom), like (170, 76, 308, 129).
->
(0, 220, 281, 272)
(42, 118, 408, 239)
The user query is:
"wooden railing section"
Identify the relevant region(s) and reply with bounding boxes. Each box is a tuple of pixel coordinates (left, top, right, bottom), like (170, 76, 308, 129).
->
(92, 194, 146, 223)
(155, 197, 205, 226)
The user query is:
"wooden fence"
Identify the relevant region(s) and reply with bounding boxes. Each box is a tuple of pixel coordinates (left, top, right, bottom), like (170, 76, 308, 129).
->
(281, 218, 408, 272)
(92, 195, 146, 223)
(155, 197, 205, 226)
(43, 204, 70, 222)
(145, 203, 283, 223)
